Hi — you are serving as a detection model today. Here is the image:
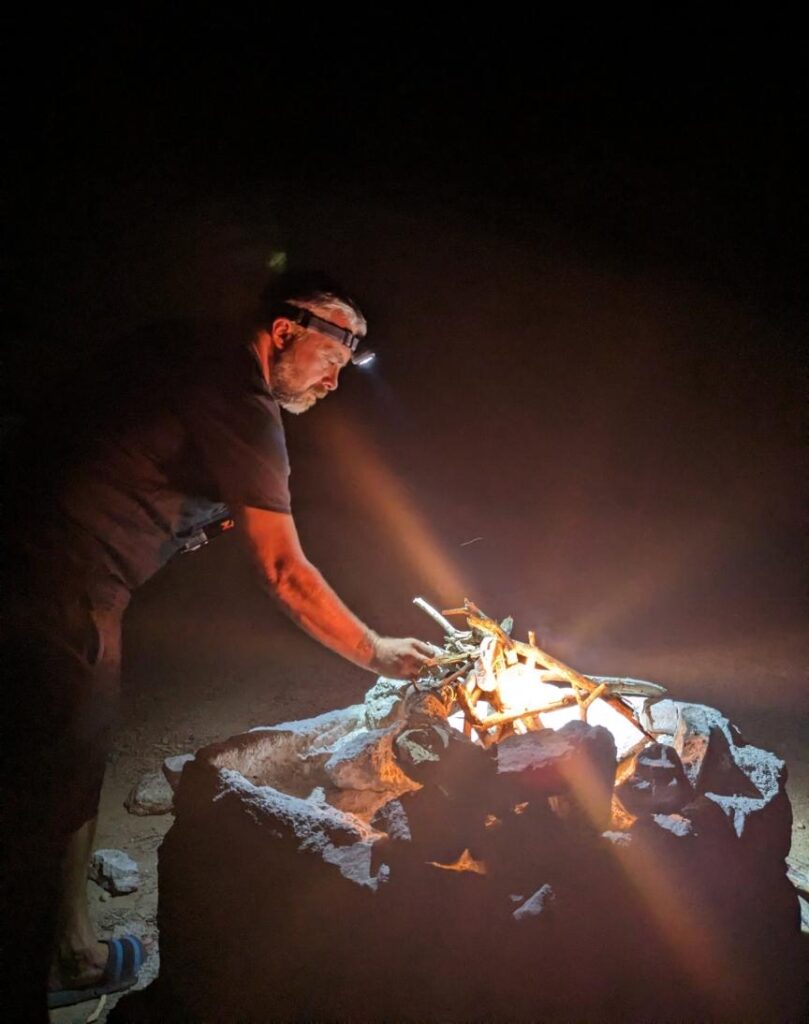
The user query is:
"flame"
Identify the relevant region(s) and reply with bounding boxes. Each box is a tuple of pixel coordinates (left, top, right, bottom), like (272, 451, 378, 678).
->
(496, 663, 560, 711)
(427, 848, 487, 875)
(469, 662, 646, 758)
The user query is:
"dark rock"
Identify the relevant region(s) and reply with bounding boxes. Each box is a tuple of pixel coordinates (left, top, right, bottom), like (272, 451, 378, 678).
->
(697, 725, 762, 799)
(89, 848, 140, 895)
(615, 741, 693, 816)
(371, 798, 412, 842)
(124, 771, 174, 815)
(395, 720, 495, 799)
(674, 706, 758, 797)
(157, 745, 392, 1023)
(148, 693, 803, 1024)
(497, 720, 617, 830)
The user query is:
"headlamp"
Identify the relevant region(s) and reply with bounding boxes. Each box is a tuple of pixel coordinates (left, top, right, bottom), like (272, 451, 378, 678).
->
(278, 302, 375, 367)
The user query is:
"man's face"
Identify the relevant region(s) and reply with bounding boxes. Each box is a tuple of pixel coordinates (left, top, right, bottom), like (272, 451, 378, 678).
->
(271, 310, 356, 414)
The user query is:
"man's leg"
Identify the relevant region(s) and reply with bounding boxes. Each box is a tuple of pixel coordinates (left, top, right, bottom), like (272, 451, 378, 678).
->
(49, 817, 109, 990)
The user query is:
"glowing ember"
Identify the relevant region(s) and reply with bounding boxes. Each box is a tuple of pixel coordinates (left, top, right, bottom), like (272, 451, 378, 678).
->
(428, 848, 487, 875)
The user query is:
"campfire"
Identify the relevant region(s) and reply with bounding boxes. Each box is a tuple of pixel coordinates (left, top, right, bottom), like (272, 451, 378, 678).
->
(412, 596, 658, 757)
(137, 598, 805, 1024)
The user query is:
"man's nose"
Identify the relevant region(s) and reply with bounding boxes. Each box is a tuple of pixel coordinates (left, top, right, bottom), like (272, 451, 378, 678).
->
(323, 367, 340, 391)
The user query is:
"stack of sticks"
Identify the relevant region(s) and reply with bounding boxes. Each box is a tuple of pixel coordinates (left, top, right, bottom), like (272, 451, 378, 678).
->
(413, 597, 661, 751)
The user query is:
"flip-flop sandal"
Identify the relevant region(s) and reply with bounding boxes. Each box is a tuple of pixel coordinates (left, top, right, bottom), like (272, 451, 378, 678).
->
(47, 934, 146, 1009)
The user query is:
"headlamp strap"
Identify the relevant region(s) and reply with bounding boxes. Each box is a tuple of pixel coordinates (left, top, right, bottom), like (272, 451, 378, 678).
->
(278, 302, 361, 354)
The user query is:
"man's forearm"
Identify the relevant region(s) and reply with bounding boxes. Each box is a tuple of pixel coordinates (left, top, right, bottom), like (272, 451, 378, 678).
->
(237, 507, 430, 679)
(269, 557, 378, 670)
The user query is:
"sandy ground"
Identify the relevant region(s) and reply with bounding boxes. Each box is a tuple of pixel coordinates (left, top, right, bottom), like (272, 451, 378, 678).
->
(50, 556, 809, 1024)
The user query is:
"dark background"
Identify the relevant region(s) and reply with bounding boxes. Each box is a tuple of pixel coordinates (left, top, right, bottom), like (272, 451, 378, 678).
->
(2, 16, 806, 733)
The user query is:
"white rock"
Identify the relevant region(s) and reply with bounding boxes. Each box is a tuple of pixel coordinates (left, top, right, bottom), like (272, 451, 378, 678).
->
(363, 678, 411, 729)
(652, 813, 694, 837)
(89, 848, 140, 895)
(125, 771, 174, 815)
(163, 753, 195, 791)
(602, 830, 632, 846)
(513, 884, 555, 921)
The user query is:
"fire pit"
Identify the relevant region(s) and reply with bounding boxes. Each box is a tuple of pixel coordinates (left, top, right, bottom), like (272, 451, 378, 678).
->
(144, 601, 803, 1023)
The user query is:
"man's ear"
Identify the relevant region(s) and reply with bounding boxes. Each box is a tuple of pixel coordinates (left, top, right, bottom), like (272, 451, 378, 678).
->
(270, 317, 295, 352)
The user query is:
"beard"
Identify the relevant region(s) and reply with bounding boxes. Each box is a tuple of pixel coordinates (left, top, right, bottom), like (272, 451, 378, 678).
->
(272, 352, 328, 415)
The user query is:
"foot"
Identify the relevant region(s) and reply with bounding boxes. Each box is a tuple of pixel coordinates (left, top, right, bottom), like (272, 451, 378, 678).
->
(48, 939, 110, 992)
(48, 935, 152, 1009)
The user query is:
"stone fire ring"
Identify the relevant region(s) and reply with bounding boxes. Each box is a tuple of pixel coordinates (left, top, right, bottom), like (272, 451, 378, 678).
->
(127, 677, 803, 1024)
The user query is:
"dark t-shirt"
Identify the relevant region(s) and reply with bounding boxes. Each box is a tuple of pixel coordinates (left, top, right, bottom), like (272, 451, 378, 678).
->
(2, 322, 290, 608)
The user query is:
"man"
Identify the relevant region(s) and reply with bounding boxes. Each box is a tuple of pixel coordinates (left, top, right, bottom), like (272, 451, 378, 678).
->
(0, 270, 432, 1018)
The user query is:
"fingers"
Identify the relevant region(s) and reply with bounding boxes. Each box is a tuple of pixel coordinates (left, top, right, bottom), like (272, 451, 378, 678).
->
(370, 636, 434, 679)
(410, 638, 435, 658)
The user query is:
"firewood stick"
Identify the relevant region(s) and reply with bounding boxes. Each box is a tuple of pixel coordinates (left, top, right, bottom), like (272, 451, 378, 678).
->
(424, 649, 480, 668)
(510, 640, 598, 694)
(581, 682, 607, 711)
(467, 614, 514, 649)
(455, 684, 491, 743)
(439, 667, 468, 687)
(615, 736, 653, 784)
(466, 695, 579, 730)
(525, 631, 537, 670)
(413, 596, 464, 637)
(509, 639, 654, 739)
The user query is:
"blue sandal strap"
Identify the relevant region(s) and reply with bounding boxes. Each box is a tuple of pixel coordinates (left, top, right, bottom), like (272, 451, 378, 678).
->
(107, 937, 124, 985)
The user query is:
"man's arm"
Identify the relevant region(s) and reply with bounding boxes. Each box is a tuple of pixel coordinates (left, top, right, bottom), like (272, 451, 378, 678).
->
(237, 506, 432, 679)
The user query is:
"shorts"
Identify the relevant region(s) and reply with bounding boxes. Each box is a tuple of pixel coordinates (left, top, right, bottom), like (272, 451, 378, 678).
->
(1, 588, 125, 838)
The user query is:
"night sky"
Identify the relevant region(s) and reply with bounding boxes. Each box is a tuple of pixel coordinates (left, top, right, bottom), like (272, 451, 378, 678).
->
(2, 17, 806, 715)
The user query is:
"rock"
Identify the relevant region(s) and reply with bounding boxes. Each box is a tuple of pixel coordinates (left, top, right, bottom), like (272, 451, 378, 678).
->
(371, 799, 412, 842)
(125, 771, 174, 815)
(363, 677, 411, 729)
(156, 743, 391, 1023)
(324, 727, 413, 792)
(162, 753, 195, 792)
(148, 689, 803, 1024)
(799, 896, 809, 935)
(673, 706, 757, 796)
(89, 848, 140, 895)
(513, 883, 555, 921)
(395, 723, 448, 772)
(615, 742, 693, 816)
(497, 720, 617, 830)
(669, 703, 792, 862)
(394, 720, 496, 802)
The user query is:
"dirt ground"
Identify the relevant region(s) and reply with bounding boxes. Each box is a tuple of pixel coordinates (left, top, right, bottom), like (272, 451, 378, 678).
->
(50, 552, 809, 1024)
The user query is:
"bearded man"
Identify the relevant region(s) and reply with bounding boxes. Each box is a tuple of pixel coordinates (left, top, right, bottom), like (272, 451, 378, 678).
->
(0, 270, 431, 1018)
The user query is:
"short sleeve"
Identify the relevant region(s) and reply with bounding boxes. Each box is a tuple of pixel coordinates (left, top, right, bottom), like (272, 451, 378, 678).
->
(181, 354, 291, 514)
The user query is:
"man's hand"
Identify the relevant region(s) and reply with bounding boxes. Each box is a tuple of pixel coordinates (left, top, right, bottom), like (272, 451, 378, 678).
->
(369, 634, 434, 680)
